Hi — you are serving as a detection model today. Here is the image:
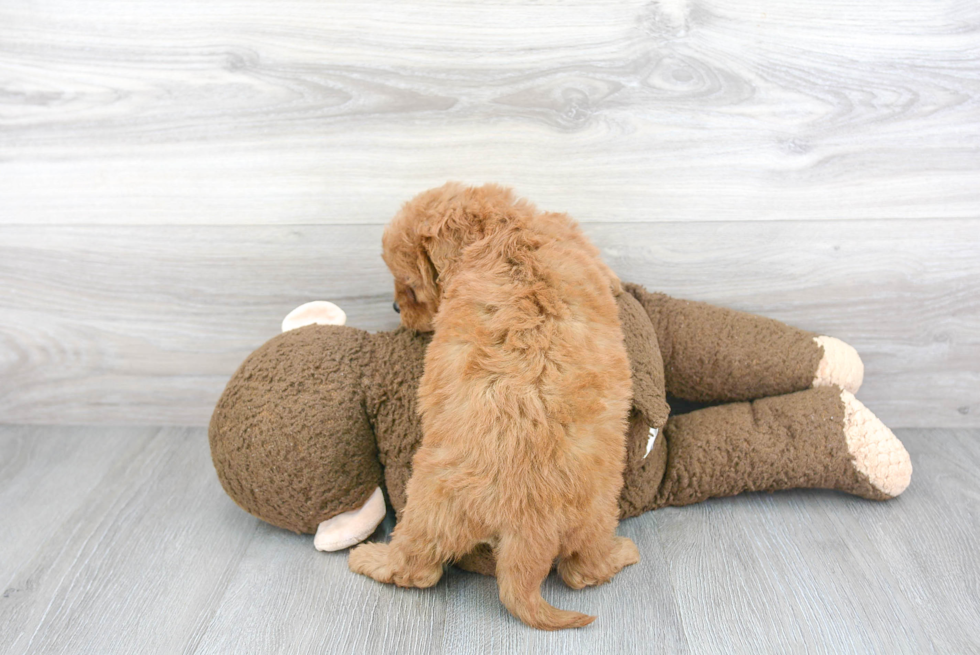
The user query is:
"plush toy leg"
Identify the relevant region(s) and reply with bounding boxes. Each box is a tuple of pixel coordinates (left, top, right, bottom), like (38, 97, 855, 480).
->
(650, 386, 911, 509)
(624, 284, 863, 401)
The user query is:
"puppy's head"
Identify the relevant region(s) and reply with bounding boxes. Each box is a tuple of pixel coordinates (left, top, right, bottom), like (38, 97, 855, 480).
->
(382, 182, 521, 331)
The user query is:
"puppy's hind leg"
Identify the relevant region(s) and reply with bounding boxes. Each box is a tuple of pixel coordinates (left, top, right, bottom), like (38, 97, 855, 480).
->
(495, 532, 595, 630)
(559, 530, 640, 590)
(558, 499, 639, 590)
(349, 467, 475, 589)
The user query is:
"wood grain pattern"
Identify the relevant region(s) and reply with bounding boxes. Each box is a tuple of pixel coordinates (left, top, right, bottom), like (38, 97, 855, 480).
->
(0, 427, 260, 655)
(653, 490, 936, 653)
(191, 516, 446, 655)
(0, 427, 146, 592)
(858, 429, 980, 654)
(1, 426, 978, 653)
(1, 220, 976, 427)
(1, 0, 978, 225)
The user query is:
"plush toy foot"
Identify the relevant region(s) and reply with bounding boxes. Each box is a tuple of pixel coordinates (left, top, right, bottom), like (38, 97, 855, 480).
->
(348, 542, 443, 588)
(559, 536, 640, 590)
(314, 487, 387, 552)
(841, 390, 912, 498)
(813, 336, 864, 394)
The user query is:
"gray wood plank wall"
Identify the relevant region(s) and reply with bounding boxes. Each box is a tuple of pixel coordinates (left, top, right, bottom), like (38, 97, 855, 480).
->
(1, 0, 978, 427)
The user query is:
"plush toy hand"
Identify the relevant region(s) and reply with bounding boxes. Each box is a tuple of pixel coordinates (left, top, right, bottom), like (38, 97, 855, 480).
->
(314, 487, 387, 551)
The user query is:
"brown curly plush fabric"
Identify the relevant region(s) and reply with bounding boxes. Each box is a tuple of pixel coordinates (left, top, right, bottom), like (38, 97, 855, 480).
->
(654, 385, 888, 508)
(209, 325, 382, 534)
(623, 283, 822, 402)
(361, 328, 430, 521)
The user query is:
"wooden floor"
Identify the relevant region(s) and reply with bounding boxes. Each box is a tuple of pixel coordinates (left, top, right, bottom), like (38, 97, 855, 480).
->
(1, 425, 977, 654)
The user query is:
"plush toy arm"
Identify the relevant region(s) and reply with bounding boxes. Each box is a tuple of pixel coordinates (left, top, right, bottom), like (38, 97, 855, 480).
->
(645, 386, 911, 509)
(623, 284, 862, 403)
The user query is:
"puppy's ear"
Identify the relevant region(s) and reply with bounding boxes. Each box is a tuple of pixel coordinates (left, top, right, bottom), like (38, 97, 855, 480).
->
(416, 244, 440, 297)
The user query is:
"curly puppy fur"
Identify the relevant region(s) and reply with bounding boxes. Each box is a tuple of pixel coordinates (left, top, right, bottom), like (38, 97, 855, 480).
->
(349, 182, 638, 630)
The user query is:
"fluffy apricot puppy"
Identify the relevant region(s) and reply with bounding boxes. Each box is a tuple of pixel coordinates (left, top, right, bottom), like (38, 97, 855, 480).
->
(348, 183, 638, 630)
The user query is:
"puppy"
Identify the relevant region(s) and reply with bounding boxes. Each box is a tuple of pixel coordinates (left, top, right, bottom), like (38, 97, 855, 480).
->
(349, 182, 638, 630)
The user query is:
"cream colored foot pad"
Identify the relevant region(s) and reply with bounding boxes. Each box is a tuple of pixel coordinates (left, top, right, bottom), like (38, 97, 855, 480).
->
(841, 390, 912, 497)
(813, 336, 864, 394)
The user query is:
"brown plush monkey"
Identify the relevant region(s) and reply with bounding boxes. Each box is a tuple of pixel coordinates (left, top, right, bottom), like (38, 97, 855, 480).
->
(209, 284, 911, 576)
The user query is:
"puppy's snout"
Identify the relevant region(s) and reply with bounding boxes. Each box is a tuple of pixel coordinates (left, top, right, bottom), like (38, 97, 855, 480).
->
(393, 301, 400, 314)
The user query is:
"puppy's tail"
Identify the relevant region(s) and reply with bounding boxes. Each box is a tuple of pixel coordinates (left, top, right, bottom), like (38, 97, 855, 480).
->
(495, 534, 595, 631)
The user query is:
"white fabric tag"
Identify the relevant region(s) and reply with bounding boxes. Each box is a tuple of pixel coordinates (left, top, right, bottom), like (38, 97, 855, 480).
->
(644, 427, 659, 459)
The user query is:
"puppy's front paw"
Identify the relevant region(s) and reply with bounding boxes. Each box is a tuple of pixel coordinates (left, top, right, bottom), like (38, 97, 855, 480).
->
(349, 542, 443, 588)
(349, 542, 395, 583)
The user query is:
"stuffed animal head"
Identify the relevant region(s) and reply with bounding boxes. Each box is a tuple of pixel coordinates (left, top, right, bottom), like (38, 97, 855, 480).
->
(210, 301, 435, 550)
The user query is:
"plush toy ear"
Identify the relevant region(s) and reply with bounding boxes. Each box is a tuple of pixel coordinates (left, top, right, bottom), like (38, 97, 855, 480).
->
(281, 301, 347, 332)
